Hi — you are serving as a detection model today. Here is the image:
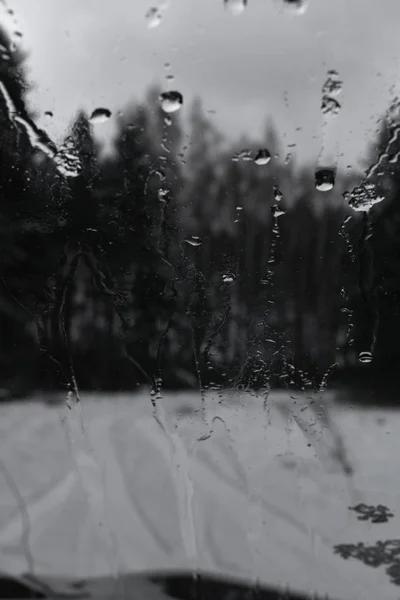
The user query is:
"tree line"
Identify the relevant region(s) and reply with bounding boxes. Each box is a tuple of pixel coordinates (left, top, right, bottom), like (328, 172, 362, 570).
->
(0, 26, 398, 399)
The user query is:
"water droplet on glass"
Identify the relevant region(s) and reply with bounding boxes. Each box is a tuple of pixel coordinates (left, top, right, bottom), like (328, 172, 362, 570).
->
(224, 0, 248, 16)
(232, 149, 252, 162)
(44, 111, 53, 118)
(359, 351, 373, 364)
(281, 0, 308, 15)
(315, 168, 335, 192)
(284, 152, 292, 164)
(146, 6, 162, 28)
(273, 185, 283, 202)
(164, 115, 172, 126)
(222, 273, 236, 284)
(254, 148, 271, 166)
(158, 187, 169, 201)
(166, 74, 175, 81)
(321, 96, 341, 117)
(271, 205, 286, 217)
(89, 107, 112, 124)
(54, 137, 82, 178)
(344, 182, 384, 212)
(322, 69, 343, 97)
(182, 236, 202, 247)
(321, 70, 343, 117)
(160, 91, 183, 113)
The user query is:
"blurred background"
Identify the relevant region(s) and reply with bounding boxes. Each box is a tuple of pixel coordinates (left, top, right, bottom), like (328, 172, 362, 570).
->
(0, 0, 399, 402)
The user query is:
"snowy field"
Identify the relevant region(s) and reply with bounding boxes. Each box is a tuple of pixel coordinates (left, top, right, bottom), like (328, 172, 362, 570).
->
(0, 389, 399, 599)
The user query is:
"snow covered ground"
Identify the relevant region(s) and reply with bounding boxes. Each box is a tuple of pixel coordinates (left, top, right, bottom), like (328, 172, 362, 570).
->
(0, 389, 399, 599)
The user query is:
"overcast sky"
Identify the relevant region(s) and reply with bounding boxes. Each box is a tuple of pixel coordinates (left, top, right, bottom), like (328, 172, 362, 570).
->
(2, 0, 400, 170)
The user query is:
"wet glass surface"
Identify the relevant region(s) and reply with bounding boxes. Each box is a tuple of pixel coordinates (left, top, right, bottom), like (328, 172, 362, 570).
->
(1, 1, 400, 599)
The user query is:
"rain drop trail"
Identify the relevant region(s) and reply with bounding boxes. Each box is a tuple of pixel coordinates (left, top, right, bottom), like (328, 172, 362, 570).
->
(315, 70, 343, 192)
(0, 460, 34, 575)
(365, 98, 400, 179)
(158, 386, 199, 578)
(54, 250, 122, 588)
(356, 212, 379, 362)
(0, 79, 81, 178)
(338, 216, 355, 347)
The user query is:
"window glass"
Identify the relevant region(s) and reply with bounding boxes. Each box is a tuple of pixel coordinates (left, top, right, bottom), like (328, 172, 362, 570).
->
(0, 1, 399, 598)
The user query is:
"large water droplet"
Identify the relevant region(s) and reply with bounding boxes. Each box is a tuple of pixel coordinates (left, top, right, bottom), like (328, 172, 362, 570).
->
(315, 168, 335, 192)
(359, 351, 373, 364)
(224, 0, 248, 15)
(89, 107, 112, 124)
(146, 6, 162, 28)
(160, 91, 183, 113)
(254, 149, 271, 166)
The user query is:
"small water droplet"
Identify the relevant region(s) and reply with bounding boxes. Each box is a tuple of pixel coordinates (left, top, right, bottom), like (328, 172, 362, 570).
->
(44, 111, 53, 118)
(321, 96, 341, 117)
(222, 273, 236, 283)
(273, 185, 283, 202)
(158, 187, 169, 201)
(166, 74, 175, 81)
(254, 148, 271, 166)
(315, 168, 335, 192)
(281, 0, 308, 15)
(182, 236, 202, 247)
(284, 152, 292, 164)
(322, 69, 343, 97)
(164, 115, 172, 126)
(271, 205, 286, 217)
(146, 6, 162, 28)
(160, 91, 183, 113)
(359, 351, 373, 364)
(224, 0, 248, 15)
(89, 108, 112, 124)
(232, 149, 252, 162)
(321, 70, 343, 117)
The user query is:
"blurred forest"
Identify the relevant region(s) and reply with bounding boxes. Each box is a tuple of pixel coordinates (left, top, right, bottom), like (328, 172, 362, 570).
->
(0, 26, 399, 401)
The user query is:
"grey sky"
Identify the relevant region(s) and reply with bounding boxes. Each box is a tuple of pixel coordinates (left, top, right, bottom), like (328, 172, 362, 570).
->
(3, 0, 400, 170)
